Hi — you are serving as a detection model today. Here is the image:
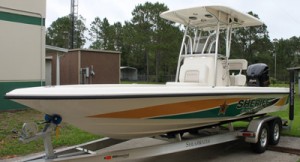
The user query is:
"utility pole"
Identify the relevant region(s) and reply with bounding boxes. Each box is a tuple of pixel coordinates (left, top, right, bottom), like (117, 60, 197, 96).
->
(273, 39, 278, 80)
(69, 0, 78, 49)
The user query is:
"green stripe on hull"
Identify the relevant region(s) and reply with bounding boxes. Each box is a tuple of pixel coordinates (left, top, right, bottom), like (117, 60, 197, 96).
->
(152, 104, 239, 119)
(0, 81, 44, 111)
(286, 95, 290, 105)
(0, 11, 45, 26)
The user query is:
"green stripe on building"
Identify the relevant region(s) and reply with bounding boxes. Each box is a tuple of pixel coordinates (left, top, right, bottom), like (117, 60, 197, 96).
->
(0, 11, 45, 26)
(0, 81, 43, 111)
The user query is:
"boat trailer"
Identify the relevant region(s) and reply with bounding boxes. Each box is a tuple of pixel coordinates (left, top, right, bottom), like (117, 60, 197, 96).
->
(18, 114, 289, 162)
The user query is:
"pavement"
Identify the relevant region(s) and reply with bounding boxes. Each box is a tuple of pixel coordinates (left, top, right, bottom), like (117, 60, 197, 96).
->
(276, 136, 300, 150)
(1, 136, 300, 162)
(137, 136, 300, 162)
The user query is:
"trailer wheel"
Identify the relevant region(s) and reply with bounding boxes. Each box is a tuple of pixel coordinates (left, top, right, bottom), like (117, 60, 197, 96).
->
(251, 123, 269, 153)
(269, 118, 282, 145)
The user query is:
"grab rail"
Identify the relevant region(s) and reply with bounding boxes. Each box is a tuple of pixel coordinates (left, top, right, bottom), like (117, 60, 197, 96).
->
(181, 35, 193, 55)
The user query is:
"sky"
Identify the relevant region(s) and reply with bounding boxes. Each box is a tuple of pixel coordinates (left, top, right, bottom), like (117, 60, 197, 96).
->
(46, 0, 300, 40)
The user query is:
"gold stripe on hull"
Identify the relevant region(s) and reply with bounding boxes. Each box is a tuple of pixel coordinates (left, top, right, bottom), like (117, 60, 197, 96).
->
(89, 98, 246, 119)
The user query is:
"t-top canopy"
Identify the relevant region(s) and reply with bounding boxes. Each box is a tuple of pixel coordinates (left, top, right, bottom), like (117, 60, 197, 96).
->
(160, 5, 263, 30)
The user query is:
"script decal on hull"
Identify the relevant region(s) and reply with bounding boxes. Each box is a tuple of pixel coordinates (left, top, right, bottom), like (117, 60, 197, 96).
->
(236, 98, 279, 114)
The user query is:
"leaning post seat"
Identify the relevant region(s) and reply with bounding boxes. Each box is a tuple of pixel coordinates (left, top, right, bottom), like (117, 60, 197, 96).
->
(179, 56, 209, 84)
(228, 59, 248, 86)
(178, 54, 229, 86)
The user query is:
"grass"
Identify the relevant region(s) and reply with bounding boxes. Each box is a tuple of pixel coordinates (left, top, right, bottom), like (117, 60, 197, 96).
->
(231, 84, 300, 136)
(0, 81, 158, 159)
(270, 84, 300, 136)
(0, 109, 100, 159)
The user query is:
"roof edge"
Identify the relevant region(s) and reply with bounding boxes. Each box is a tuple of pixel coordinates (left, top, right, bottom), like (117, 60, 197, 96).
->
(68, 48, 121, 54)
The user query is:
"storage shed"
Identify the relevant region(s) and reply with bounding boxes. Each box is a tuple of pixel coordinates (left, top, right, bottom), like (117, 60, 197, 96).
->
(120, 66, 138, 81)
(48, 49, 121, 85)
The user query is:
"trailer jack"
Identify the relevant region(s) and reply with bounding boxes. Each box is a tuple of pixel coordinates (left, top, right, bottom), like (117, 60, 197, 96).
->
(20, 114, 62, 159)
(20, 122, 57, 159)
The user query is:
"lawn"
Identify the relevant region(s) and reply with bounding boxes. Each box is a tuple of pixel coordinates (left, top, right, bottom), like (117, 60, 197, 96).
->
(0, 83, 299, 159)
(0, 109, 100, 159)
(270, 84, 300, 136)
(231, 84, 300, 136)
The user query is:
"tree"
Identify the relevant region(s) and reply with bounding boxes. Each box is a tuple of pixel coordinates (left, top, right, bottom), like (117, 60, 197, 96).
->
(230, 11, 300, 82)
(46, 15, 87, 49)
(231, 12, 272, 65)
(87, 2, 183, 82)
(274, 37, 300, 81)
(89, 17, 102, 49)
(128, 2, 182, 82)
(89, 18, 124, 51)
(112, 22, 123, 52)
(89, 17, 112, 50)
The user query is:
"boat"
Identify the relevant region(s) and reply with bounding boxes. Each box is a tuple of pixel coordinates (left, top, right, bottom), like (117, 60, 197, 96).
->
(6, 5, 289, 139)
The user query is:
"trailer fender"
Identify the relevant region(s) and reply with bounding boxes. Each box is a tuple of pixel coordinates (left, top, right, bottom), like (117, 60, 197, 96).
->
(245, 116, 280, 143)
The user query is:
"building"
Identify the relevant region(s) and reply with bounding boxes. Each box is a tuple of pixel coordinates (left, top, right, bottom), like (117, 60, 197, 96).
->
(0, 1, 120, 111)
(45, 45, 68, 86)
(47, 49, 120, 85)
(0, 0, 46, 110)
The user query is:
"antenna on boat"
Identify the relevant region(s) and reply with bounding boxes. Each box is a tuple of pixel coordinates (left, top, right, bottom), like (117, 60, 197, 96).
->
(287, 67, 298, 130)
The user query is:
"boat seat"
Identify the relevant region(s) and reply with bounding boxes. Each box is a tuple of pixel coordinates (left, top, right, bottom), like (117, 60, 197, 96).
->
(228, 59, 247, 86)
(228, 59, 248, 71)
(230, 74, 246, 86)
(179, 60, 209, 84)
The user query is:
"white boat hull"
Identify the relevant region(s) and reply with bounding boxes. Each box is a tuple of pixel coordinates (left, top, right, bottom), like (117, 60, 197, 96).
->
(6, 84, 289, 139)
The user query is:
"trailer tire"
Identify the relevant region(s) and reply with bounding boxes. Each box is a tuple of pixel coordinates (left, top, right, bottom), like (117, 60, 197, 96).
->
(269, 118, 282, 145)
(251, 123, 269, 153)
